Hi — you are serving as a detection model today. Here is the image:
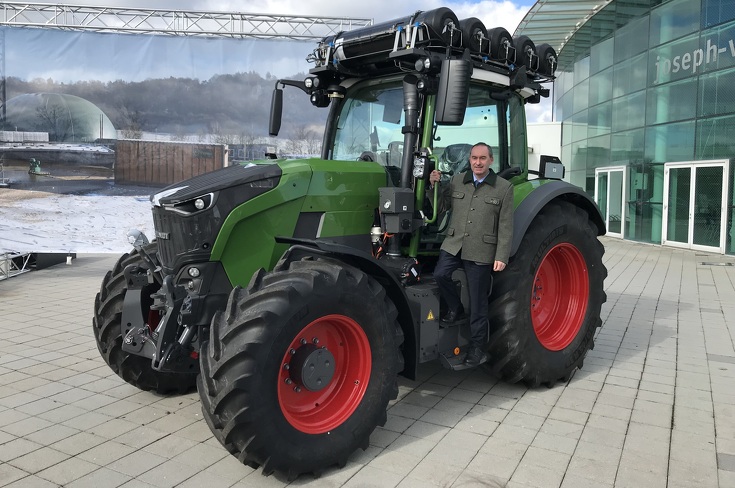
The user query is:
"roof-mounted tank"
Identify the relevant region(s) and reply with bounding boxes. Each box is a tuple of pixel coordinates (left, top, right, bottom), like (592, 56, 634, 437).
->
(306, 7, 557, 80)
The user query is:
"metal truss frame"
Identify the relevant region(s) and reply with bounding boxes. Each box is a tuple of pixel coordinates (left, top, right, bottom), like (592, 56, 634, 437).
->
(0, 2, 373, 40)
(0, 251, 31, 281)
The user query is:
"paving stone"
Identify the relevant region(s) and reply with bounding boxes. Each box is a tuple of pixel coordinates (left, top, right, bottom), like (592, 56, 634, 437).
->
(76, 440, 139, 467)
(419, 408, 463, 427)
(387, 434, 438, 458)
(718, 452, 735, 472)
(408, 458, 463, 487)
(530, 431, 578, 455)
(369, 427, 401, 448)
(368, 448, 422, 476)
(24, 423, 80, 445)
(107, 449, 168, 478)
(452, 470, 509, 488)
(136, 459, 203, 488)
(8, 446, 70, 474)
(202, 454, 255, 483)
(64, 467, 132, 488)
(0, 437, 43, 463)
(511, 461, 565, 488)
(3, 235, 735, 487)
(176, 470, 238, 488)
(4, 474, 59, 488)
(171, 442, 228, 470)
(36, 457, 99, 485)
(0, 463, 29, 487)
(454, 416, 499, 436)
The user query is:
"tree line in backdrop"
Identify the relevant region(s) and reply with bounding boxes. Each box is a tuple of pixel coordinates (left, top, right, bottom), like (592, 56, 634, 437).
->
(5, 71, 328, 151)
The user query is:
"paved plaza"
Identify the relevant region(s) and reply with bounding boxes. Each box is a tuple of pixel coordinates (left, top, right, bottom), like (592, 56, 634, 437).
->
(1, 237, 734, 487)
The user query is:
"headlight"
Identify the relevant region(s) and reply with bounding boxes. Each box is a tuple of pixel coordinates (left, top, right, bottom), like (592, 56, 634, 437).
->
(166, 193, 215, 215)
(412, 156, 426, 179)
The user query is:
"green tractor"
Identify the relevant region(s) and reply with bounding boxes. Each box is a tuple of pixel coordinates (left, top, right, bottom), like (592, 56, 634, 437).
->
(93, 7, 606, 479)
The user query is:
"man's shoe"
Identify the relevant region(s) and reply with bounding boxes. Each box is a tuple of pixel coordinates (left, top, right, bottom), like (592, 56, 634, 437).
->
(464, 345, 488, 368)
(441, 306, 466, 324)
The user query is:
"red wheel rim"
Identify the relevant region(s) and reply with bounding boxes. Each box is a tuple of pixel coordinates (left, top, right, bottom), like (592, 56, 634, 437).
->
(531, 243, 589, 351)
(278, 314, 371, 434)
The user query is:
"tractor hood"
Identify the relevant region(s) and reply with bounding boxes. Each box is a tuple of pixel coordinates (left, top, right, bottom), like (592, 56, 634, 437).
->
(150, 161, 282, 274)
(151, 162, 282, 208)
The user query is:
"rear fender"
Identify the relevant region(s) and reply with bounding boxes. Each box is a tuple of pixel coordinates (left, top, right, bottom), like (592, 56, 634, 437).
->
(274, 237, 419, 380)
(512, 181, 605, 257)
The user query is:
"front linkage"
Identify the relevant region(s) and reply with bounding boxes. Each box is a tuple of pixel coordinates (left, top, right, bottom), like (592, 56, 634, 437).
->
(119, 239, 200, 375)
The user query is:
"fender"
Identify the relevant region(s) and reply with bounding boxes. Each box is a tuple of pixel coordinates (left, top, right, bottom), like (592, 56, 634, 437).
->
(274, 237, 419, 380)
(511, 181, 606, 257)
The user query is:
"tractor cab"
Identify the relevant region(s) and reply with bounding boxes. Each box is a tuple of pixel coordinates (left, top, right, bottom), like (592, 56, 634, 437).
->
(269, 8, 557, 261)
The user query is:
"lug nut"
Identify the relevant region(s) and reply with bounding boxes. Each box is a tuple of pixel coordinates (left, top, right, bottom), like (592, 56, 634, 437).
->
(312, 337, 319, 344)
(294, 386, 301, 393)
(300, 338, 307, 345)
(285, 378, 293, 385)
(283, 363, 290, 370)
(290, 348, 296, 355)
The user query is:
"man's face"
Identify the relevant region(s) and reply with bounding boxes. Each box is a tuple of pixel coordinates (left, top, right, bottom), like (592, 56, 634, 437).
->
(470, 145, 493, 179)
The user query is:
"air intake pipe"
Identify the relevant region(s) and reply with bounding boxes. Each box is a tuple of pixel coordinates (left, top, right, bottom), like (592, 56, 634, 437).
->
(399, 75, 420, 189)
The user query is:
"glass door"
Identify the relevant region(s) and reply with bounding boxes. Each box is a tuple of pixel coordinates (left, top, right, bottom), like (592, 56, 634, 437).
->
(595, 166, 626, 238)
(662, 160, 728, 253)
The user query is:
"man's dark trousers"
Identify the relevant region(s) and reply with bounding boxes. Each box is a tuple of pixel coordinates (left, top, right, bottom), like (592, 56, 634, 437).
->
(434, 249, 492, 346)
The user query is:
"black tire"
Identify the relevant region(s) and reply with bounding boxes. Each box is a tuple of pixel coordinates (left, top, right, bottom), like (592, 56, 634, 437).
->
(536, 43, 557, 76)
(459, 17, 487, 53)
(488, 27, 513, 62)
(513, 35, 536, 68)
(487, 201, 607, 387)
(415, 7, 461, 46)
(93, 244, 198, 394)
(198, 257, 403, 479)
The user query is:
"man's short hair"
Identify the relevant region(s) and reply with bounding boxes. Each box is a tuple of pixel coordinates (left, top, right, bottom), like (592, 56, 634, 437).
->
(472, 142, 493, 157)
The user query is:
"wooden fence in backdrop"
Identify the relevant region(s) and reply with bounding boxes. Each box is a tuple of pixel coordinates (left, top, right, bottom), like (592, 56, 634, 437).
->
(115, 140, 227, 185)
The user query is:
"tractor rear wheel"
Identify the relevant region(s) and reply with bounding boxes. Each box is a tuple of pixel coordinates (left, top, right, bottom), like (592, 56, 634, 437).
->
(198, 257, 403, 479)
(487, 201, 607, 387)
(93, 245, 197, 394)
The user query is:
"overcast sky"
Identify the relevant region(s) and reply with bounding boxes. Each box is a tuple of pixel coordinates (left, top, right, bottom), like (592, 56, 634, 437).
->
(11, 1, 553, 121)
(69, 0, 535, 33)
(66, 1, 550, 119)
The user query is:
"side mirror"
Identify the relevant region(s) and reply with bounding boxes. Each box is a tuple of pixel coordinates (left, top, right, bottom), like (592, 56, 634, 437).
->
(435, 50, 472, 126)
(269, 87, 283, 136)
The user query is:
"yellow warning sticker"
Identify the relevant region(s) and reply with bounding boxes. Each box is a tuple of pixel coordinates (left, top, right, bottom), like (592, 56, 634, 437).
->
(427, 310, 435, 321)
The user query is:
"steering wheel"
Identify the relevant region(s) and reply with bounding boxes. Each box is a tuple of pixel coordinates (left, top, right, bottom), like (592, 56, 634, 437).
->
(358, 151, 378, 162)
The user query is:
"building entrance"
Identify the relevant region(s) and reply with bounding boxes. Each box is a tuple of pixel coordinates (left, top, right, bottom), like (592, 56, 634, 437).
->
(662, 160, 729, 254)
(595, 166, 626, 238)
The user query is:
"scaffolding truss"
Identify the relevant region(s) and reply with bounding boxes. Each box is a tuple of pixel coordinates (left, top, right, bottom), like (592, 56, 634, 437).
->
(0, 251, 31, 280)
(0, 2, 373, 40)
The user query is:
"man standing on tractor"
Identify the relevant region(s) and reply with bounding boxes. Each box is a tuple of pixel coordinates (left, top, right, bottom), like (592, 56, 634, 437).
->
(429, 142, 514, 368)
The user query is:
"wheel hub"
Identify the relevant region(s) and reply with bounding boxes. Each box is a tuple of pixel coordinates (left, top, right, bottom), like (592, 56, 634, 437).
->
(531, 243, 589, 351)
(277, 314, 372, 434)
(289, 343, 336, 392)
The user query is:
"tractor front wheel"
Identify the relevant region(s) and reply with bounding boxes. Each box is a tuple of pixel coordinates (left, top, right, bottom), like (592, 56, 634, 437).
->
(198, 257, 403, 479)
(487, 201, 607, 387)
(93, 245, 198, 394)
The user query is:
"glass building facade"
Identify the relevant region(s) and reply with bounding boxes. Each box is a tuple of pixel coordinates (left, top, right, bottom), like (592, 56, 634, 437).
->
(549, 0, 735, 254)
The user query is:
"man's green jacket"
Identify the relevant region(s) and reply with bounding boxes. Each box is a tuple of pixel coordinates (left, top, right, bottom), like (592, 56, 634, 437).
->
(439, 169, 514, 264)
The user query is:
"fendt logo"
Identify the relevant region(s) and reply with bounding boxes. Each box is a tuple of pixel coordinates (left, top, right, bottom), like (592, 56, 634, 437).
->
(654, 38, 735, 84)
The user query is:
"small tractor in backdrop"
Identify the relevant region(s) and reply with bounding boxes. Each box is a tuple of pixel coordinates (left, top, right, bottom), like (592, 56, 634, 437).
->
(93, 7, 607, 479)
